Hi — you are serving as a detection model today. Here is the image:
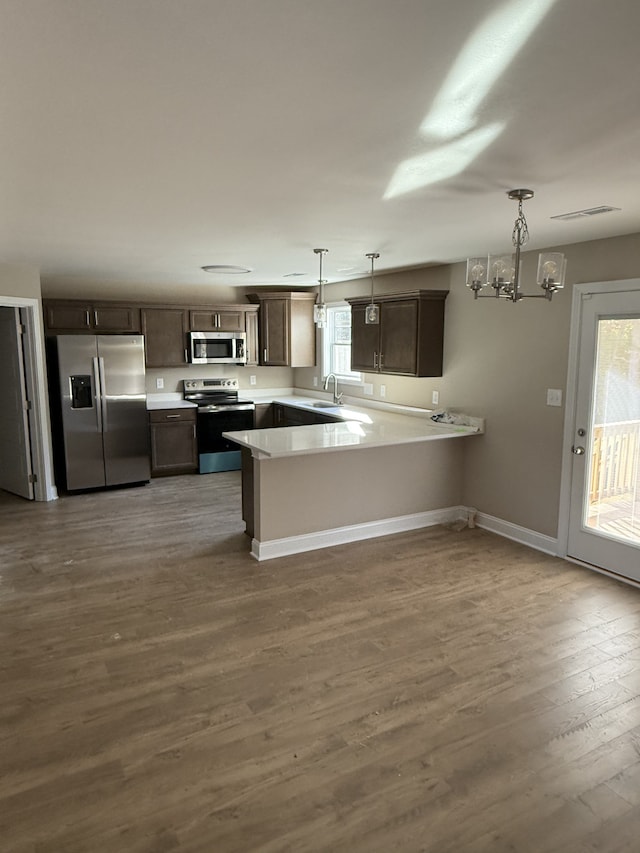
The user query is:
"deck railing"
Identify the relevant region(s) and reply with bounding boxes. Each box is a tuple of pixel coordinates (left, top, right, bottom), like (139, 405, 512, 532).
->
(590, 420, 640, 502)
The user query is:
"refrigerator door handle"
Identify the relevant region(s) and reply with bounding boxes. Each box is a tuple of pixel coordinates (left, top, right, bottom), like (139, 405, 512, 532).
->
(92, 356, 103, 433)
(98, 357, 108, 432)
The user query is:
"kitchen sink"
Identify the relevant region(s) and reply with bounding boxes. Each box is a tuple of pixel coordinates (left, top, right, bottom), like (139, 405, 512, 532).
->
(311, 401, 342, 408)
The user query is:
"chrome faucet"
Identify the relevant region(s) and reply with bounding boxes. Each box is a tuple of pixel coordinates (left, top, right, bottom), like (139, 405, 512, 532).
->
(323, 373, 344, 405)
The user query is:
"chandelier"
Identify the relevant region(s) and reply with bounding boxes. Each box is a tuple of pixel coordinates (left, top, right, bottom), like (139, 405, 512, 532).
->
(313, 247, 328, 327)
(466, 189, 567, 302)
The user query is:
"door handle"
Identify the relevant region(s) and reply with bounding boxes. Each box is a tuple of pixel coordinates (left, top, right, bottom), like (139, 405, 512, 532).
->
(98, 357, 108, 432)
(572, 445, 585, 455)
(92, 357, 103, 432)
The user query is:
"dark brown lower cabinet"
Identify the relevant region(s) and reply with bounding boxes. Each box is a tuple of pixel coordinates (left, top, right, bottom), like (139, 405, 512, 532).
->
(149, 409, 198, 476)
(254, 403, 275, 429)
(272, 404, 341, 427)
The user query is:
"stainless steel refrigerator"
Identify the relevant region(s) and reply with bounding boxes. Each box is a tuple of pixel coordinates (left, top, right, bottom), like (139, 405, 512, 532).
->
(53, 335, 150, 491)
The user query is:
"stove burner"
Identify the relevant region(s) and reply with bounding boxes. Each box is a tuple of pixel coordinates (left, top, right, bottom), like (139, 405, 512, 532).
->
(183, 377, 254, 410)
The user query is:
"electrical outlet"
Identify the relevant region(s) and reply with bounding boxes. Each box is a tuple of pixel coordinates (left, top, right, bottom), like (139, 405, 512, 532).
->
(432, 390, 439, 406)
(380, 384, 386, 398)
(250, 375, 257, 386)
(547, 388, 563, 407)
(313, 376, 318, 387)
(363, 383, 373, 395)
(156, 377, 164, 390)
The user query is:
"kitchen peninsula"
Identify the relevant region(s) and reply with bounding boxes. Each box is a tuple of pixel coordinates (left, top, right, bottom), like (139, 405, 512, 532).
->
(225, 398, 483, 560)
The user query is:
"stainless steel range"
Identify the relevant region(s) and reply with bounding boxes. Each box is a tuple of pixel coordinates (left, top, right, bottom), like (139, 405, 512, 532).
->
(183, 378, 255, 473)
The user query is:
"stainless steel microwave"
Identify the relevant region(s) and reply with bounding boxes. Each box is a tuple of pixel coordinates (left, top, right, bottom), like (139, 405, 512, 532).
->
(188, 331, 247, 365)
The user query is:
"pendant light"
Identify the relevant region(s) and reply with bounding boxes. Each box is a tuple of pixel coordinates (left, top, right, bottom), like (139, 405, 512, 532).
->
(365, 252, 380, 324)
(466, 189, 567, 302)
(313, 248, 328, 327)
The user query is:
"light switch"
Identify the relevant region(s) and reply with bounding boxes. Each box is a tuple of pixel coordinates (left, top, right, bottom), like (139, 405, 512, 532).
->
(156, 377, 164, 390)
(547, 388, 563, 407)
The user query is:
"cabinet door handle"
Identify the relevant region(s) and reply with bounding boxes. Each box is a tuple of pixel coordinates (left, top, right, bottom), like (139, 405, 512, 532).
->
(166, 414, 180, 419)
(193, 424, 196, 438)
(184, 348, 188, 363)
(263, 348, 267, 362)
(373, 352, 378, 369)
(379, 352, 384, 368)
(93, 310, 99, 327)
(85, 310, 91, 327)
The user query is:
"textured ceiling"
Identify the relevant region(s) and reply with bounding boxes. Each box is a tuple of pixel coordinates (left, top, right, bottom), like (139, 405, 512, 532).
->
(2, 0, 640, 294)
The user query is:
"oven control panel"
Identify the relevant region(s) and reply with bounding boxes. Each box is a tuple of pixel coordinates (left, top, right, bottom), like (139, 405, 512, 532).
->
(184, 378, 239, 392)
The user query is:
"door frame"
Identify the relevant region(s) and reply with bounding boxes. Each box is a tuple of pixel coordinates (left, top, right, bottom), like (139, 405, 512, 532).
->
(0, 295, 57, 501)
(557, 278, 640, 577)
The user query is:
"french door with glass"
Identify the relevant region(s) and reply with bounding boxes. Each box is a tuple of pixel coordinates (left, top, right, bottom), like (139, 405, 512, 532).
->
(567, 286, 640, 582)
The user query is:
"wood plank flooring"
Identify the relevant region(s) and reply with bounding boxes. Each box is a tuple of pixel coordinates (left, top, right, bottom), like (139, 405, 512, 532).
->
(2, 474, 640, 852)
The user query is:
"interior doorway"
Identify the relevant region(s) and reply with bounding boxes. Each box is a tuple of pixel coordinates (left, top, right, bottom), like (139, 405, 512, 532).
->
(0, 296, 57, 502)
(561, 280, 640, 583)
(0, 307, 35, 498)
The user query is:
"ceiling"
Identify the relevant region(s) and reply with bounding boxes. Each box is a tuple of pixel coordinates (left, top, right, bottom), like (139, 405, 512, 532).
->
(2, 0, 640, 295)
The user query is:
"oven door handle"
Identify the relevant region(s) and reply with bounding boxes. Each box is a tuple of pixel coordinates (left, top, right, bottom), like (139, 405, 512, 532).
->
(197, 403, 256, 412)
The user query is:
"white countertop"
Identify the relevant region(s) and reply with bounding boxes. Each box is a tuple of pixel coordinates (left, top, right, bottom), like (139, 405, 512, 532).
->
(146, 395, 197, 411)
(224, 396, 482, 459)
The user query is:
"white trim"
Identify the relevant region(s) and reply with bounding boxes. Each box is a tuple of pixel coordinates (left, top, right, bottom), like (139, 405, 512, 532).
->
(475, 512, 559, 556)
(557, 278, 640, 558)
(320, 300, 363, 384)
(251, 505, 469, 561)
(565, 556, 640, 590)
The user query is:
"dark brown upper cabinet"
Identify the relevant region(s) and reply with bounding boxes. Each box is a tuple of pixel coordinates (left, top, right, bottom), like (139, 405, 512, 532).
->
(347, 290, 447, 377)
(189, 308, 245, 332)
(43, 300, 141, 334)
(247, 292, 317, 367)
(141, 307, 189, 368)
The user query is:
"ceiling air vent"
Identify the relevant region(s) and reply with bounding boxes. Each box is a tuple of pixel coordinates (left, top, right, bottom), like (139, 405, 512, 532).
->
(551, 205, 621, 222)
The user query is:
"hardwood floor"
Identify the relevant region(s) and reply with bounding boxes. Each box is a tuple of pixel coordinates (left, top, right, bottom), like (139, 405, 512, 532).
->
(2, 474, 640, 852)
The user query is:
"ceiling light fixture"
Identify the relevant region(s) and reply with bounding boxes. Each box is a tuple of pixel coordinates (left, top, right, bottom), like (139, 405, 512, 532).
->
(201, 264, 252, 274)
(466, 189, 567, 302)
(364, 252, 380, 324)
(313, 248, 328, 327)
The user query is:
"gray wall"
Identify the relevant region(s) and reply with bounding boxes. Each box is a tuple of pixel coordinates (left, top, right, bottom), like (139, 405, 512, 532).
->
(0, 263, 42, 299)
(255, 439, 465, 541)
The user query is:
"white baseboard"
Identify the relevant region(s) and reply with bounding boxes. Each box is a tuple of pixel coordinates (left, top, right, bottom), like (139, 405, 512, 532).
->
(250, 507, 560, 562)
(251, 505, 469, 561)
(475, 511, 559, 556)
